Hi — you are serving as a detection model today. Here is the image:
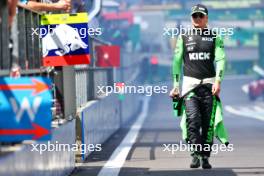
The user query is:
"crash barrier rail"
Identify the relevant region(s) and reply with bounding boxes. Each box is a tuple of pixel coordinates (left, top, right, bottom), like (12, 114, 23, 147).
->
(78, 76, 143, 160)
(79, 93, 142, 159)
(79, 94, 121, 158)
(75, 35, 114, 108)
(0, 84, 143, 175)
(75, 66, 114, 108)
(17, 5, 42, 70)
(0, 4, 144, 175)
(0, 4, 66, 121)
(76, 50, 144, 159)
(0, 119, 76, 176)
(0, 4, 118, 120)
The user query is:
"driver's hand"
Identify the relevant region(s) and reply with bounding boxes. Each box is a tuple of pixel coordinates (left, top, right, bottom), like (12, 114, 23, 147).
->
(169, 87, 180, 98)
(212, 81, 221, 96)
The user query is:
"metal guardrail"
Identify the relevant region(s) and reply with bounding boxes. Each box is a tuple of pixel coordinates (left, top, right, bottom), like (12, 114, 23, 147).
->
(0, 4, 65, 122)
(1, 3, 143, 121)
(17, 5, 42, 70)
(74, 36, 114, 108)
(75, 66, 114, 108)
(0, 2, 10, 70)
(0, 4, 42, 72)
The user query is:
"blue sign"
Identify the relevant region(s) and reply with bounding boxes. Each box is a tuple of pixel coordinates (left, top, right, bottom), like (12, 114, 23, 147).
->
(0, 77, 52, 142)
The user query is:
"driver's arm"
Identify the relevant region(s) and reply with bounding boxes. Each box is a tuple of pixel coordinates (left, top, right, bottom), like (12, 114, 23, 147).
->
(172, 36, 184, 88)
(214, 35, 226, 83)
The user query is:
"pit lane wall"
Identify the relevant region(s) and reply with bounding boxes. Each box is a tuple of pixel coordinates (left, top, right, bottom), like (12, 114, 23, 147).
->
(0, 92, 142, 176)
(0, 120, 76, 176)
(0, 53, 143, 175)
(79, 93, 142, 159)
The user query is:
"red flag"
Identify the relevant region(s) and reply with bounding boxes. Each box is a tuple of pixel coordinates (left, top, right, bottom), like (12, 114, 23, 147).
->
(95, 45, 120, 67)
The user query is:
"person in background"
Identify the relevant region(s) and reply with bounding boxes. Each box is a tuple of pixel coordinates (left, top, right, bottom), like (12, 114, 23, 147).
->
(72, 0, 85, 13)
(19, 0, 71, 13)
(8, 0, 18, 27)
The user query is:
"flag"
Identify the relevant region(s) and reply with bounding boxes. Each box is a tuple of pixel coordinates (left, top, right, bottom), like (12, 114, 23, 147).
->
(95, 45, 120, 67)
(40, 13, 90, 66)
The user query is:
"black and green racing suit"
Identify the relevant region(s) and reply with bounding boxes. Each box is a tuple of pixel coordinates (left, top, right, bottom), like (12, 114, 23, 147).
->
(172, 29, 226, 157)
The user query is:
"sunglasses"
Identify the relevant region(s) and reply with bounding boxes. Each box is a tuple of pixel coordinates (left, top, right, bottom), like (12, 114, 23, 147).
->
(192, 13, 205, 19)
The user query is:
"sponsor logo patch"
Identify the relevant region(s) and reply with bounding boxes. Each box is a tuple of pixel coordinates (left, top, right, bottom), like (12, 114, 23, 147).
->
(189, 52, 210, 60)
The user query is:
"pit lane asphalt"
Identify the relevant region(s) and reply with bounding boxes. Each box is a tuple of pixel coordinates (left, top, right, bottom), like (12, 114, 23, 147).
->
(72, 76, 264, 176)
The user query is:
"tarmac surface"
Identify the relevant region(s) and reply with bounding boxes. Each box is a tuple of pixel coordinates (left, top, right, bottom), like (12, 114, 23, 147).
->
(72, 77, 264, 176)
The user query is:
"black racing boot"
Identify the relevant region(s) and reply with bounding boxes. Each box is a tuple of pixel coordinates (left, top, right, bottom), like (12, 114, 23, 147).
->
(190, 154, 200, 168)
(202, 156, 212, 169)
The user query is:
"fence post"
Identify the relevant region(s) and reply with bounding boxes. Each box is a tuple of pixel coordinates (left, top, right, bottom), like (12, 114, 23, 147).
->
(87, 67, 95, 100)
(17, 7, 27, 69)
(107, 68, 114, 86)
(63, 67, 76, 119)
(0, 5, 10, 69)
(25, 10, 33, 69)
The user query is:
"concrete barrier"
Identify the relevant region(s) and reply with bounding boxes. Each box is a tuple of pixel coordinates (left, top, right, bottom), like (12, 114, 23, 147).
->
(0, 120, 76, 176)
(0, 92, 142, 175)
(120, 93, 142, 125)
(80, 94, 120, 158)
(79, 93, 142, 159)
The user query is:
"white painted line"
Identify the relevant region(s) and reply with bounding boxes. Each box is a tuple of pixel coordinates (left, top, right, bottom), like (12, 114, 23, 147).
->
(97, 97, 150, 176)
(240, 107, 252, 114)
(253, 65, 264, 77)
(225, 105, 264, 121)
(241, 84, 249, 94)
(253, 105, 264, 112)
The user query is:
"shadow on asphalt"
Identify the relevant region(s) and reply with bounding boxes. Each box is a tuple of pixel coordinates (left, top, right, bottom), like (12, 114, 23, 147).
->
(120, 167, 238, 176)
(72, 166, 241, 176)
